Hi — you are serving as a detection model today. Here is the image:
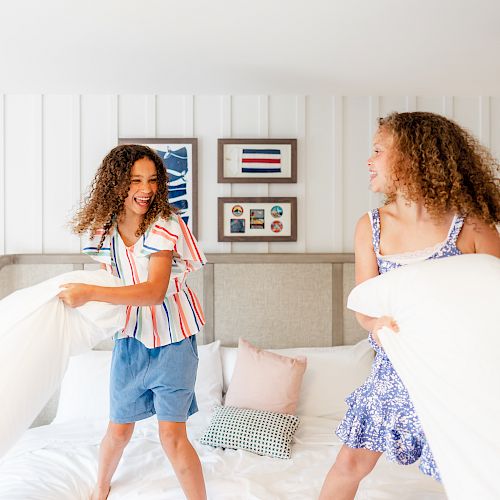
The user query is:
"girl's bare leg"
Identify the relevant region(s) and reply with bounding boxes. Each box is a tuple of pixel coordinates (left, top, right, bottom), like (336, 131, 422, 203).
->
(319, 445, 382, 500)
(91, 422, 135, 500)
(158, 421, 206, 500)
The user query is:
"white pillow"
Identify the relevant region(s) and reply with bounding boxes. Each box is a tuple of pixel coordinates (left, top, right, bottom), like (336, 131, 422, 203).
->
(54, 340, 223, 423)
(194, 340, 224, 413)
(53, 350, 111, 423)
(221, 340, 373, 419)
(346, 253, 500, 500)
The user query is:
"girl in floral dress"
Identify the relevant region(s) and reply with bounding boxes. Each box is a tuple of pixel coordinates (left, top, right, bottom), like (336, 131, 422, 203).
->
(320, 111, 500, 499)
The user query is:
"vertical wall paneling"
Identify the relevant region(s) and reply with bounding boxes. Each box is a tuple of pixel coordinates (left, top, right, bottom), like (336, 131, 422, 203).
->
(219, 95, 232, 253)
(343, 97, 371, 249)
(406, 96, 417, 112)
(489, 97, 500, 160)
(43, 95, 81, 253)
(184, 95, 194, 136)
(479, 96, 490, 147)
(304, 95, 334, 252)
(258, 95, 269, 138)
(269, 95, 304, 253)
(71, 95, 82, 251)
(379, 97, 407, 117)
(231, 95, 260, 138)
(292, 94, 306, 253)
(109, 95, 118, 152)
(416, 97, 444, 113)
(332, 96, 344, 252)
(232, 95, 267, 253)
(269, 95, 298, 137)
(35, 96, 44, 253)
(221, 95, 232, 137)
(80, 95, 119, 205)
(156, 96, 186, 136)
(268, 95, 303, 252)
(192, 96, 226, 252)
(368, 96, 381, 210)
(0, 95, 4, 255)
(2, 94, 499, 255)
(258, 95, 269, 252)
(118, 95, 154, 138)
(453, 97, 480, 138)
(146, 95, 156, 137)
(442, 96, 454, 118)
(5, 95, 43, 254)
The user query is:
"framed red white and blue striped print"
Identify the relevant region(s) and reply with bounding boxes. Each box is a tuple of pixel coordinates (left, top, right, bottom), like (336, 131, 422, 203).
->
(218, 138, 297, 183)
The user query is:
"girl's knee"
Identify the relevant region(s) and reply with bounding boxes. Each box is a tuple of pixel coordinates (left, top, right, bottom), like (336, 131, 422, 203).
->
(158, 424, 188, 452)
(106, 423, 134, 446)
(334, 448, 380, 480)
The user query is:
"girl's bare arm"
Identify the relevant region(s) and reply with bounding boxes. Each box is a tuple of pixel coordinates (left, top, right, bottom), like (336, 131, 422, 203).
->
(59, 251, 173, 307)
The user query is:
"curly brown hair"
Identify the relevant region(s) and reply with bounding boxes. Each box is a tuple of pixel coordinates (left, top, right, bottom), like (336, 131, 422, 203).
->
(379, 111, 500, 226)
(72, 144, 173, 250)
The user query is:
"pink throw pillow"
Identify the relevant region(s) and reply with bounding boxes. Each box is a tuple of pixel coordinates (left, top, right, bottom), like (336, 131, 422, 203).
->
(224, 338, 307, 415)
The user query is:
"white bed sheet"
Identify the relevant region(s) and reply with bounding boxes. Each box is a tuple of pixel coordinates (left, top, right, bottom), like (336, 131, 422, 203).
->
(0, 412, 446, 500)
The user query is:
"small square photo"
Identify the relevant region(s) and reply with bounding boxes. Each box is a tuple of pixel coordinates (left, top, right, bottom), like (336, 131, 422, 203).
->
(250, 209, 265, 229)
(230, 219, 246, 233)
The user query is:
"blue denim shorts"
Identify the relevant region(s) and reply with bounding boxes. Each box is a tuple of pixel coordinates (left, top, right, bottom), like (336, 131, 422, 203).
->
(110, 335, 198, 424)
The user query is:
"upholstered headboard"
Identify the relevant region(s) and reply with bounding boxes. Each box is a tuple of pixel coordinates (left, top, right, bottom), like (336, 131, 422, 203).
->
(0, 253, 365, 426)
(0, 253, 364, 348)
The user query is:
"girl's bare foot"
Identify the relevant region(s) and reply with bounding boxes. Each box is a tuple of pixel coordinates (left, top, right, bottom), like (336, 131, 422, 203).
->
(91, 485, 110, 500)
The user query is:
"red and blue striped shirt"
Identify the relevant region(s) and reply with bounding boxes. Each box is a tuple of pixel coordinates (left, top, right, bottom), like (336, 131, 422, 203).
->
(83, 215, 206, 348)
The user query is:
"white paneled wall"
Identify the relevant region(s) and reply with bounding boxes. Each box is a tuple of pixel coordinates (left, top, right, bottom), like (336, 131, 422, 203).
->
(0, 95, 498, 255)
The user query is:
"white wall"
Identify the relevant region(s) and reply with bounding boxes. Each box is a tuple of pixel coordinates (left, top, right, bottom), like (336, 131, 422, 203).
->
(0, 95, 497, 255)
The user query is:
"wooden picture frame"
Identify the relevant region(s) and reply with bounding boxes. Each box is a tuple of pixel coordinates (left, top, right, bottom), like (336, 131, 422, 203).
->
(218, 138, 297, 183)
(218, 197, 297, 242)
(118, 138, 198, 237)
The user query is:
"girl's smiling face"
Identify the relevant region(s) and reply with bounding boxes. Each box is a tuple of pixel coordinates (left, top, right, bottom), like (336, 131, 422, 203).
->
(123, 157, 158, 217)
(367, 128, 395, 194)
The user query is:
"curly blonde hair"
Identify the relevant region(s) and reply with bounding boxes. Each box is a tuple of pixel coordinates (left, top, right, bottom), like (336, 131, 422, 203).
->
(379, 111, 500, 226)
(72, 144, 174, 250)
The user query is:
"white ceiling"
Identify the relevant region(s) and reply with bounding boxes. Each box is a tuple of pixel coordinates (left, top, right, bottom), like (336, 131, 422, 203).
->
(0, 0, 499, 94)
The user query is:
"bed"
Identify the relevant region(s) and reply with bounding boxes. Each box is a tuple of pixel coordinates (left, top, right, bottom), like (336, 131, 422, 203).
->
(0, 342, 446, 500)
(0, 254, 448, 499)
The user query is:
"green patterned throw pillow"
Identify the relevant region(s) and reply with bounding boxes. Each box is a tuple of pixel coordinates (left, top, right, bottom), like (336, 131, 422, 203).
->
(199, 405, 300, 459)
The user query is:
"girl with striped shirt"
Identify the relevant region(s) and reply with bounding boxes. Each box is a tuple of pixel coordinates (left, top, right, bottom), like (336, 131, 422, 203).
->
(59, 144, 207, 500)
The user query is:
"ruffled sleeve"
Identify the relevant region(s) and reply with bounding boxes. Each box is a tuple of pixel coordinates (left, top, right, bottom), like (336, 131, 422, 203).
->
(82, 230, 112, 265)
(141, 215, 206, 272)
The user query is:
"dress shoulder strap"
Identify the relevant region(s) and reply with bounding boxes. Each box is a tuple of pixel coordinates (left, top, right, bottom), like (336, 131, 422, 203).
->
(447, 215, 465, 246)
(368, 208, 381, 253)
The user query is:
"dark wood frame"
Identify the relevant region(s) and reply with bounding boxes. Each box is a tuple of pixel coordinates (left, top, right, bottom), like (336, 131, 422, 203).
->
(218, 197, 297, 242)
(118, 138, 198, 237)
(218, 138, 297, 183)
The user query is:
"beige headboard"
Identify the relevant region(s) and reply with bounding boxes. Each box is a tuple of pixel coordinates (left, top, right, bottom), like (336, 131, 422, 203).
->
(0, 253, 365, 427)
(0, 253, 365, 349)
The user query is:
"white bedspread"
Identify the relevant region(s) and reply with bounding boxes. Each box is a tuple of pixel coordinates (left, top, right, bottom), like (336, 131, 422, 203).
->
(0, 413, 446, 500)
(0, 270, 124, 458)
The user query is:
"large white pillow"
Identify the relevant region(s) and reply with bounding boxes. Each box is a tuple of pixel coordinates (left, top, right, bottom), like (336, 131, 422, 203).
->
(221, 340, 373, 419)
(195, 340, 224, 413)
(54, 340, 223, 424)
(52, 350, 111, 423)
(346, 254, 500, 500)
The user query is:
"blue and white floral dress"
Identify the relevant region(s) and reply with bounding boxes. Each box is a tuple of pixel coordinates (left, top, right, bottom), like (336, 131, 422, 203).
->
(336, 208, 465, 480)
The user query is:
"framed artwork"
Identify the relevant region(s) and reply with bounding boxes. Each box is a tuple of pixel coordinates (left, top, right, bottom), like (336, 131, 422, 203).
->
(118, 138, 198, 237)
(218, 138, 297, 183)
(218, 197, 297, 242)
